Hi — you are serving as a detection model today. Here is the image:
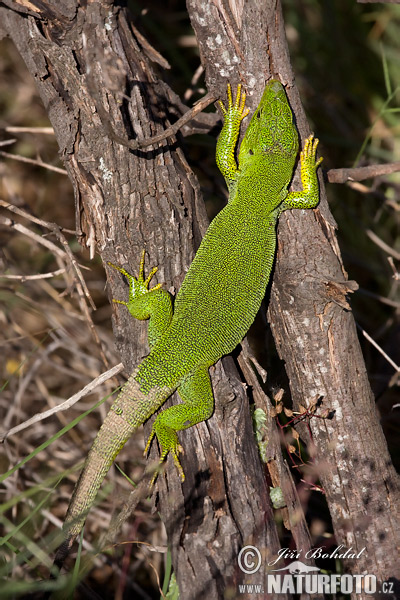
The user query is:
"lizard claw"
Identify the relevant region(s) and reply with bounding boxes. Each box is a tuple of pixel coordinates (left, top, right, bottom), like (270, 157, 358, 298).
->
(218, 83, 249, 122)
(144, 425, 185, 486)
(108, 250, 162, 311)
(300, 134, 323, 170)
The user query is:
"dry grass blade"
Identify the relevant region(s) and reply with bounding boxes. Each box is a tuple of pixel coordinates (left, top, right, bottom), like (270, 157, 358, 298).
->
(0, 363, 123, 442)
(0, 149, 68, 175)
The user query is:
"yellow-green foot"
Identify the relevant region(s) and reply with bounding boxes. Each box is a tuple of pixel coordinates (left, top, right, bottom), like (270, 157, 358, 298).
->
(300, 134, 323, 173)
(218, 82, 249, 122)
(107, 250, 162, 309)
(144, 427, 185, 486)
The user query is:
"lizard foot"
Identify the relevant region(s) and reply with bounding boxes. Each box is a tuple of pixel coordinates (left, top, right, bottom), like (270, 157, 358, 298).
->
(144, 425, 185, 486)
(216, 83, 249, 184)
(107, 250, 162, 310)
(218, 82, 249, 122)
(300, 134, 323, 172)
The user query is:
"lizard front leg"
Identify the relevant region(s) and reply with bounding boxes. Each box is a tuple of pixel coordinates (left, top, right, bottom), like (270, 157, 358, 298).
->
(108, 249, 173, 348)
(281, 135, 323, 211)
(216, 83, 249, 189)
(54, 253, 175, 566)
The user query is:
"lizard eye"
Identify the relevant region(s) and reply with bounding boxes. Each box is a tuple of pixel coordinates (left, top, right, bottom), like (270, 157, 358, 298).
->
(256, 110, 261, 119)
(248, 149, 254, 155)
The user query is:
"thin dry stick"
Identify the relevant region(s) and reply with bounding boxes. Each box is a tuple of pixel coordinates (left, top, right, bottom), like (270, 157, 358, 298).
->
(4, 126, 54, 135)
(92, 79, 217, 152)
(184, 64, 205, 102)
(9, 339, 64, 430)
(366, 228, 400, 260)
(327, 161, 400, 184)
(105, 472, 154, 545)
(357, 324, 400, 373)
(50, 223, 96, 312)
(0, 216, 66, 259)
(0, 199, 77, 235)
(0, 363, 124, 442)
(129, 93, 218, 150)
(0, 150, 67, 174)
(50, 223, 111, 369)
(388, 257, 400, 281)
(1, 268, 66, 281)
(129, 91, 218, 149)
(358, 287, 400, 309)
(0, 139, 17, 147)
(1, 200, 106, 363)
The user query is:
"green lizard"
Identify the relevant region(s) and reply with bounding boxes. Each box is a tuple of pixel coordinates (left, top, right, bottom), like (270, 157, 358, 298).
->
(55, 79, 322, 564)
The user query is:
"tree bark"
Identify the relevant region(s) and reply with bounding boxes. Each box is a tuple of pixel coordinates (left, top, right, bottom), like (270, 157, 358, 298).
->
(2, 0, 399, 599)
(0, 1, 282, 598)
(187, 0, 400, 594)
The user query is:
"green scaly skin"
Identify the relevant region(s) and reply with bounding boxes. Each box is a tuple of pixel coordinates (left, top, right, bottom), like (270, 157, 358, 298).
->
(55, 79, 322, 563)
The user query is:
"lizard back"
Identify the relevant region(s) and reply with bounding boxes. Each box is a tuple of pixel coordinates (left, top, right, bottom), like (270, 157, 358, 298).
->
(137, 81, 300, 387)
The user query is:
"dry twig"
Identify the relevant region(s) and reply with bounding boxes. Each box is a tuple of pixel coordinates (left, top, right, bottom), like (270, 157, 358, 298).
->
(0, 363, 124, 442)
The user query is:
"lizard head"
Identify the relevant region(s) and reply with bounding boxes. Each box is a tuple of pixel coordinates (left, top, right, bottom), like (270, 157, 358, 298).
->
(238, 79, 299, 169)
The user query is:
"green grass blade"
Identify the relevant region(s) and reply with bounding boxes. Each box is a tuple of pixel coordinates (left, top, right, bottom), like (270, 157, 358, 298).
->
(0, 387, 118, 483)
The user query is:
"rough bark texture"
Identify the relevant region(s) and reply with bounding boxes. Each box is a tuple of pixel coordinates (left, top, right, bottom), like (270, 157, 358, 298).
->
(2, 0, 399, 599)
(0, 2, 281, 599)
(187, 0, 400, 594)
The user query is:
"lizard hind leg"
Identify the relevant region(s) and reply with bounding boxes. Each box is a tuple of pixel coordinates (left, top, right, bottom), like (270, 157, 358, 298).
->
(145, 366, 214, 484)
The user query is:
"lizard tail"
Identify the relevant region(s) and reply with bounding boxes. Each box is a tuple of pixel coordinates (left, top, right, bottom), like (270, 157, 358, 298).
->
(54, 369, 173, 569)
